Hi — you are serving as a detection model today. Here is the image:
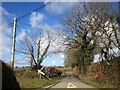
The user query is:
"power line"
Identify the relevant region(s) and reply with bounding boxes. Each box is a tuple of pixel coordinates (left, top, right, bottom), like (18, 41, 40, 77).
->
(1, 22, 13, 33)
(17, 2, 52, 21)
(1, 1, 53, 32)
(18, 21, 42, 31)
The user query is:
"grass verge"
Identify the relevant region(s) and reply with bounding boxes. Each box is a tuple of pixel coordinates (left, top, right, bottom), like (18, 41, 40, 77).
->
(79, 74, 115, 88)
(16, 77, 56, 89)
(16, 76, 63, 89)
(15, 67, 63, 89)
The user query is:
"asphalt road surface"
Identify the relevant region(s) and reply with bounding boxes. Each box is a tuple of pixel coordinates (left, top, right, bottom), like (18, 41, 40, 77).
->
(45, 72, 99, 89)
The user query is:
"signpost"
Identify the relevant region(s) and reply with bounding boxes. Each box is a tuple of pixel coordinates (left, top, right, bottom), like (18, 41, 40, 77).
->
(37, 67, 45, 79)
(37, 66, 49, 80)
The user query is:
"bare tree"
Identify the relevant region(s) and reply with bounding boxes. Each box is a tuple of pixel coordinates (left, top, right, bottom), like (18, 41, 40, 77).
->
(16, 27, 52, 69)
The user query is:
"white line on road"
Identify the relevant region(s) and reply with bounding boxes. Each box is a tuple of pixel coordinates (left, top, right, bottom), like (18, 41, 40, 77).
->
(67, 83, 77, 88)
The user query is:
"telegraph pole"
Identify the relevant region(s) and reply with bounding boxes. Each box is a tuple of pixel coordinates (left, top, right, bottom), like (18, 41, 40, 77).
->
(11, 17, 17, 69)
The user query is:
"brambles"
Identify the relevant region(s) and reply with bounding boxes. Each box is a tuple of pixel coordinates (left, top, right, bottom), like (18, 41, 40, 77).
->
(85, 57, 120, 88)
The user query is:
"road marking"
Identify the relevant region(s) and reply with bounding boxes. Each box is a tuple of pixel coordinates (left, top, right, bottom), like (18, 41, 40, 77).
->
(67, 83, 77, 88)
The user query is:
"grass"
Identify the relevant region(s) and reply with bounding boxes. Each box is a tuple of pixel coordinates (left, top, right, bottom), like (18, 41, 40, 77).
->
(15, 67, 62, 89)
(64, 67, 72, 72)
(79, 74, 115, 88)
(16, 77, 56, 89)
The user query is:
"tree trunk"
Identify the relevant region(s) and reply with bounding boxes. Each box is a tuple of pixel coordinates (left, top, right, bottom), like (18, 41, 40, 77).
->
(37, 40, 40, 64)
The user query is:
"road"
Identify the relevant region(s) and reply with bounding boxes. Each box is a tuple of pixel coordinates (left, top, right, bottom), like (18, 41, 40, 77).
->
(44, 72, 99, 89)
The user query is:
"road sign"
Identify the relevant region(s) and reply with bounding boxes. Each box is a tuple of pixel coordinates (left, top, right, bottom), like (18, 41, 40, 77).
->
(38, 69, 45, 76)
(38, 66, 45, 75)
(40, 66, 44, 71)
(67, 83, 77, 88)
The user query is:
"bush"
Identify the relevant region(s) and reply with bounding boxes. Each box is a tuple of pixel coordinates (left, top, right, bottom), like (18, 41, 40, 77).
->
(86, 57, 120, 88)
(14, 67, 38, 78)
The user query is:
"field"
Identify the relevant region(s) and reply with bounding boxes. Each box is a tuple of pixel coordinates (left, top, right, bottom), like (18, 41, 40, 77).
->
(14, 67, 63, 89)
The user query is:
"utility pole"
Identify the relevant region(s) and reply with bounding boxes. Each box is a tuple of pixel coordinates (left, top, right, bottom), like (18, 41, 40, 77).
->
(11, 17, 17, 69)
